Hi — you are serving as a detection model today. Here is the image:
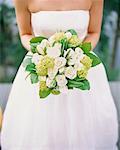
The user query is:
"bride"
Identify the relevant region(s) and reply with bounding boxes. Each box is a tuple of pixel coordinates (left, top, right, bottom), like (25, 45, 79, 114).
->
(1, 0, 118, 149)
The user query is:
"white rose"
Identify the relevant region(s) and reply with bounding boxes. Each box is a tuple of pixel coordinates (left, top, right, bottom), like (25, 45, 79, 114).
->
(59, 67, 65, 74)
(46, 78, 56, 88)
(36, 45, 45, 55)
(38, 76, 46, 81)
(48, 67, 58, 79)
(54, 43, 62, 50)
(46, 44, 61, 58)
(55, 57, 66, 69)
(56, 75, 67, 87)
(74, 62, 84, 71)
(77, 53, 85, 61)
(65, 66, 77, 79)
(64, 48, 74, 58)
(73, 53, 81, 63)
(40, 39, 50, 49)
(65, 32, 72, 40)
(75, 47, 83, 55)
(67, 55, 76, 65)
(70, 52, 85, 64)
(75, 47, 85, 61)
(32, 53, 43, 65)
(48, 35, 55, 46)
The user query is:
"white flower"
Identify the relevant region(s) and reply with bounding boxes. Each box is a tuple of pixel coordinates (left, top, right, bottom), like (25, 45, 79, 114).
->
(36, 45, 45, 55)
(65, 32, 72, 40)
(73, 53, 84, 63)
(64, 48, 74, 58)
(65, 66, 77, 79)
(75, 47, 85, 61)
(75, 47, 83, 54)
(56, 75, 67, 87)
(37, 40, 50, 55)
(38, 76, 46, 81)
(55, 57, 66, 69)
(59, 67, 65, 74)
(32, 53, 43, 65)
(48, 67, 58, 79)
(46, 44, 61, 58)
(74, 62, 84, 71)
(46, 78, 56, 88)
(67, 48, 85, 65)
(64, 48, 76, 65)
(67, 56, 76, 65)
(48, 35, 55, 46)
(40, 39, 50, 49)
(54, 43, 62, 49)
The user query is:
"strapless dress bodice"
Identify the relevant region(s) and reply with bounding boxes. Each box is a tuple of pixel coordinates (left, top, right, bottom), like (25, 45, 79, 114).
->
(31, 10, 89, 41)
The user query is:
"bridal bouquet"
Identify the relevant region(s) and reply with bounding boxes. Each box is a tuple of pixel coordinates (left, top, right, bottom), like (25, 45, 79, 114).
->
(23, 29, 101, 99)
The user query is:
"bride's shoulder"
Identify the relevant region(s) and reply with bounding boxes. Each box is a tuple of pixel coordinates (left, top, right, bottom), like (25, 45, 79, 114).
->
(91, 0, 104, 2)
(13, 0, 28, 8)
(91, 0, 104, 6)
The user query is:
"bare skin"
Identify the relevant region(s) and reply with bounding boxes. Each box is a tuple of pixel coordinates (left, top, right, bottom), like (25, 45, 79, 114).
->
(13, 0, 104, 51)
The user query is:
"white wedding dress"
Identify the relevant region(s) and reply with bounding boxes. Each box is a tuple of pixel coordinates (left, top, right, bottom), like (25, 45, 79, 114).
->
(1, 10, 119, 150)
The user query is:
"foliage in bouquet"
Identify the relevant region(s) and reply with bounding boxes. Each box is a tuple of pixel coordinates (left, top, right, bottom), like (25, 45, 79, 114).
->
(22, 29, 101, 99)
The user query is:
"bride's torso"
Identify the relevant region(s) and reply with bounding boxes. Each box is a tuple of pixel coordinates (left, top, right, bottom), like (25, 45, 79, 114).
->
(31, 10, 90, 41)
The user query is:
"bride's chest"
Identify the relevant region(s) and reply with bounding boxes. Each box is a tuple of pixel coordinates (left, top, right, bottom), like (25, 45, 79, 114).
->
(29, 0, 91, 12)
(31, 11, 90, 38)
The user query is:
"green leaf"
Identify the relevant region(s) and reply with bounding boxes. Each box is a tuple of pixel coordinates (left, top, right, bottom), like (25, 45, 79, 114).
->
(30, 73, 39, 84)
(25, 63, 36, 73)
(67, 79, 90, 90)
(51, 89, 60, 95)
(81, 42, 92, 53)
(60, 38, 68, 56)
(39, 88, 51, 99)
(30, 36, 47, 43)
(68, 86, 73, 89)
(78, 80, 90, 90)
(22, 58, 32, 68)
(86, 53, 102, 67)
(30, 43, 37, 53)
(68, 80, 85, 86)
(67, 29, 78, 35)
(30, 36, 47, 53)
(73, 76, 86, 82)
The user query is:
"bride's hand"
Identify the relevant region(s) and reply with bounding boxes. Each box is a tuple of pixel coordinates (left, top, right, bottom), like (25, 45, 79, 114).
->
(83, 0, 104, 50)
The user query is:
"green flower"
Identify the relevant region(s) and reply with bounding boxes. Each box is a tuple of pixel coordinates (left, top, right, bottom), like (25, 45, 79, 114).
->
(40, 81, 47, 90)
(69, 35, 81, 46)
(77, 67, 88, 78)
(80, 56, 92, 69)
(54, 32, 66, 42)
(36, 56, 54, 76)
(40, 56, 54, 68)
(36, 63, 48, 76)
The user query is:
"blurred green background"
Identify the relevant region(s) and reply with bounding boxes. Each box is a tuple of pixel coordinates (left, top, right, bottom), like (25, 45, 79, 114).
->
(0, 0, 120, 82)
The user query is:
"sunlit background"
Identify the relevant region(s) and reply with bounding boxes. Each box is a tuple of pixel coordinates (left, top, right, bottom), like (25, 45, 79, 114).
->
(0, 0, 120, 83)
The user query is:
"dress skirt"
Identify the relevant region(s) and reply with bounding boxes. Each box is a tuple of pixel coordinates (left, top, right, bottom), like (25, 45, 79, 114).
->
(1, 52, 118, 150)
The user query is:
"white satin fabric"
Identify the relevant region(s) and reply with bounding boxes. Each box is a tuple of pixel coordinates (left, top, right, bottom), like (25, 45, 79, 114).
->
(1, 10, 118, 150)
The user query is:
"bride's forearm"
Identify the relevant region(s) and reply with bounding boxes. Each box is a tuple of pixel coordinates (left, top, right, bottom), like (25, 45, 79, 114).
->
(83, 33, 100, 51)
(21, 34, 34, 51)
